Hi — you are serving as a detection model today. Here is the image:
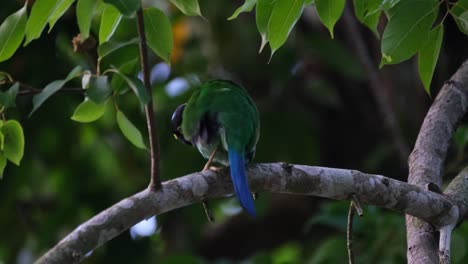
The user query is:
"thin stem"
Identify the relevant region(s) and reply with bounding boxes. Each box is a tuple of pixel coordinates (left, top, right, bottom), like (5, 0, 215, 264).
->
(347, 201, 356, 264)
(136, 7, 161, 191)
(17, 83, 82, 95)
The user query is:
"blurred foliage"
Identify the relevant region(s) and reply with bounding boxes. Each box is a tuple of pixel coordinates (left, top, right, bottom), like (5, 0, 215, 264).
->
(0, 0, 467, 264)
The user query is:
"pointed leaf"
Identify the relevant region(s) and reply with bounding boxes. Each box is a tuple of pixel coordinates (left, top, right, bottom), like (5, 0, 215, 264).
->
(418, 24, 444, 95)
(110, 68, 149, 104)
(102, 0, 140, 17)
(169, 0, 202, 16)
(380, 0, 439, 67)
(315, 0, 346, 39)
(1, 120, 24, 165)
(267, 0, 304, 55)
(116, 110, 146, 149)
(86, 76, 112, 103)
(143, 7, 173, 64)
(256, 0, 276, 52)
(48, 0, 76, 31)
(0, 82, 19, 109)
(228, 0, 256, 20)
(99, 4, 123, 44)
(110, 59, 138, 93)
(98, 38, 139, 59)
(25, 0, 61, 45)
(353, 0, 382, 37)
(77, 0, 98, 40)
(0, 154, 6, 179)
(71, 99, 107, 123)
(451, 0, 468, 35)
(0, 4, 27, 62)
(30, 66, 82, 116)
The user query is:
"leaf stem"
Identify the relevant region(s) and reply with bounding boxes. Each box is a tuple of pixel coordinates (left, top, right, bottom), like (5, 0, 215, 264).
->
(136, 6, 161, 191)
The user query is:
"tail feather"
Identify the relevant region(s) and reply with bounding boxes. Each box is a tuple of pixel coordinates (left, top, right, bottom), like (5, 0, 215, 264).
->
(228, 149, 256, 217)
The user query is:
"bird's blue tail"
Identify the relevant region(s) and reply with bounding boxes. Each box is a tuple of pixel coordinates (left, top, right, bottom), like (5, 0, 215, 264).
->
(228, 149, 256, 217)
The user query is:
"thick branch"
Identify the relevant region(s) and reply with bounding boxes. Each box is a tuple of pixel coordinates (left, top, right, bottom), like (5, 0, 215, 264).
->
(136, 8, 162, 190)
(36, 163, 458, 264)
(406, 59, 468, 264)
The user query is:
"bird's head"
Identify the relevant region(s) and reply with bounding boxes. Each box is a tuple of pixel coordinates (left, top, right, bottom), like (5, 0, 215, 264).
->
(171, 103, 192, 145)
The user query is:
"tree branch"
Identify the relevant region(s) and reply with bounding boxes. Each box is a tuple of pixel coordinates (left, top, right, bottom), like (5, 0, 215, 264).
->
(136, 7, 162, 191)
(35, 163, 460, 264)
(406, 59, 468, 264)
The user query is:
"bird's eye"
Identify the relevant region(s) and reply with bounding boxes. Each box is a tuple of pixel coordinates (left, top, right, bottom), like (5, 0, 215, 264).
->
(171, 104, 192, 145)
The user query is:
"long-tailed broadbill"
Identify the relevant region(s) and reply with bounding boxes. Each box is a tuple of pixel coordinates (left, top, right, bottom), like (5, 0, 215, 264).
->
(171, 80, 260, 216)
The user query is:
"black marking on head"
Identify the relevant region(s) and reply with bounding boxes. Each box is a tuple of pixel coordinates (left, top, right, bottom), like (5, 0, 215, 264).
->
(171, 104, 192, 145)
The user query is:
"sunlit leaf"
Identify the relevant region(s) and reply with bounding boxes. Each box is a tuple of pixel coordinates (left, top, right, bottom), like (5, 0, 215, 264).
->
(143, 7, 173, 64)
(418, 24, 443, 95)
(267, 0, 304, 56)
(380, 0, 438, 67)
(48, 0, 76, 31)
(1, 120, 24, 165)
(256, 0, 276, 52)
(169, 0, 202, 16)
(0, 4, 27, 62)
(77, 0, 98, 40)
(99, 4, 123, 44)
(103, 0, 140, 16)
(110, 59, 138, 93)
(116, 110, 146, 149)
(86, 76, 112, 103)
(0, 82, 19, 109)
(25, 0, 61, 45)
(228, 0, 256, 20)
(30, 66, 82, 116)
(71, 99, 107, 123)
(315, 0, 346, 39)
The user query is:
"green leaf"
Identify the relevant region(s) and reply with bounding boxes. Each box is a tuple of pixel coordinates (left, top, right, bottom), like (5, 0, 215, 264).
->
(256, 0, 276, 52)
(143, 7, 173, 64)
(98, 38, 139, 59)
(315, 0, 346, 39)
(30, 66, 82, 116)
(102, 0, 140, 17)
(353, 0, 382, 37)
(451, 3, 468, 36)
(0, 4, 27, 63)
(99, 4, 123, 44)
(0, 154, 6, 179)
(77, 0, 98, 40)
(71, 99, 107, 123)
(228, 0, 256, 20)
(116, 110, 146, 149)
(380, 0, 439, 67)
(169, 0, 202, 16)
(1, 120, 25, 165)
(48, 0, 76, 31)
(25, 0, 60, 45)
(267, 0, 304, 56)
(86, 76, 112, 103)
(418, 24, 443, 95)
(110, 68, 149, 104)
(0, 82, 19, 109)
(110, 59, 138, 93)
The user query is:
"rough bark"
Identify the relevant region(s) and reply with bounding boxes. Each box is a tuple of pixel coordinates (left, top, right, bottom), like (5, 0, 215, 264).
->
(406, 59, 468, 264)
(36, 163, 460, 264)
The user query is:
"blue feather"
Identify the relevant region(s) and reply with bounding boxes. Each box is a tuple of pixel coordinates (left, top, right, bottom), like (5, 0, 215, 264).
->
(228, 149, 256, 217)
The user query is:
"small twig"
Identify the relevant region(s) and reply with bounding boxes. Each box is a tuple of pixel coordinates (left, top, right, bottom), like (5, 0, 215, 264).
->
(136, 7, 162, 191)
(351, 194, 364, 217)
(347, 201, 356, 264)
(17, 83, 83, 95)
(203, 147, 218, 171)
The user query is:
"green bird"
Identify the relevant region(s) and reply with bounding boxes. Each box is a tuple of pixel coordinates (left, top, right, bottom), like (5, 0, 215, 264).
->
(171, 80, 260, 216)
